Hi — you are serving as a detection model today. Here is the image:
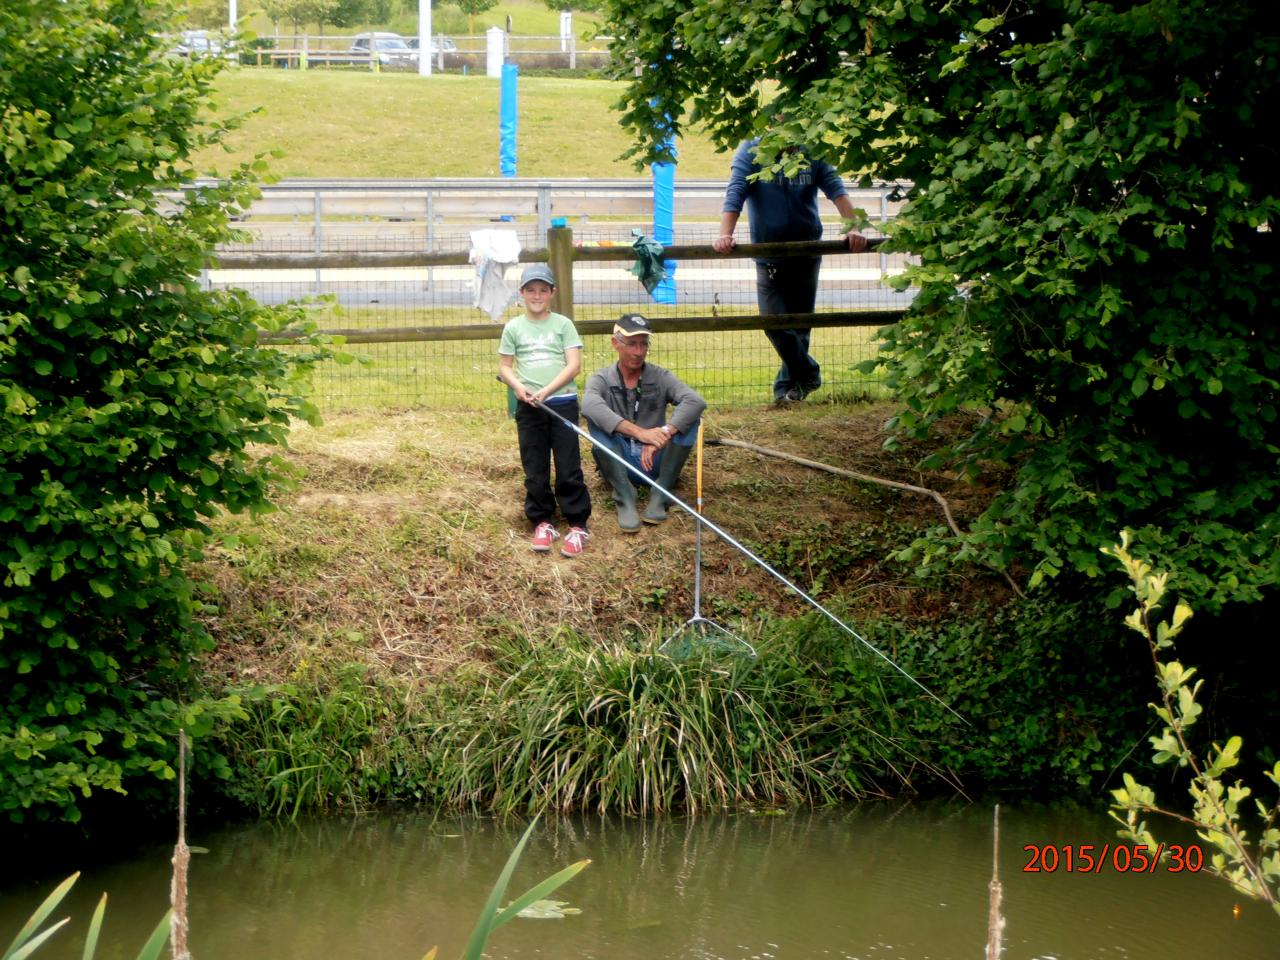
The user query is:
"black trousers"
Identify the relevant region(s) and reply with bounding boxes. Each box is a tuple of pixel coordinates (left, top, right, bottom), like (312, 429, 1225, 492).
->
(514, 399, 591, 528)
(756, 258, 823, 399)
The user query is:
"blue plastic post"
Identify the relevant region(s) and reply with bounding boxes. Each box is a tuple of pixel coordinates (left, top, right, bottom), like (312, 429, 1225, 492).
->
(500, 63, 518, 180)
(650, 127, 677, 304)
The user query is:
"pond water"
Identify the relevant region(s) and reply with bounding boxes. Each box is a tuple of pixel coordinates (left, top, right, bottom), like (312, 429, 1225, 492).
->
(2, 802, 1274, 960)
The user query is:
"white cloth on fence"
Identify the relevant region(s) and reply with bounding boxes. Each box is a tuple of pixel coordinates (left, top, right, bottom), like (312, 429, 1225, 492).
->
(469, 229, 523, 322)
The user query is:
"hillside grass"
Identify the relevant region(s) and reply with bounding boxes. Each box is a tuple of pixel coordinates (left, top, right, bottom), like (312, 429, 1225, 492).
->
(200, 401, 1005, 690)
(200, 70, 730, 179)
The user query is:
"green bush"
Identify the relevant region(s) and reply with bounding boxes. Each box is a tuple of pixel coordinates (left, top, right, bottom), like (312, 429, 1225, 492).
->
(0, 0, 327, 823)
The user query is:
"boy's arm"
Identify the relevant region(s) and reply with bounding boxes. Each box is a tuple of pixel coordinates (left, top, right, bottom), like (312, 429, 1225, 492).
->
(531, 346, 581, 404)
(498, 353, 536, 404)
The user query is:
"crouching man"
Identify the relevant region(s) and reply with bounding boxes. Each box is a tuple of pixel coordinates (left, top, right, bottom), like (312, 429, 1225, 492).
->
(581, 313, 708, 532)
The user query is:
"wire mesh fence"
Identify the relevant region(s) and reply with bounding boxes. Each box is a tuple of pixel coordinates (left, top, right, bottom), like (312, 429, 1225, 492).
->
(209, 192, 911, 412)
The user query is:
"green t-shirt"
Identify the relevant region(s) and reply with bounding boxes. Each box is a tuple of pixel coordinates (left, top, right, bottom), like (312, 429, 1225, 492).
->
(497, 312, 583, 397)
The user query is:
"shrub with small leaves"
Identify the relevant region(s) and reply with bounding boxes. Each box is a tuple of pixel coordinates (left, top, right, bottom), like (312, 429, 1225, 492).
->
(1, 0, 328, 823)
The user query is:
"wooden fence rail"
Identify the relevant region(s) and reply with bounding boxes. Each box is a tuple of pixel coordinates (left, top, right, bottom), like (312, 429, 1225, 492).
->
(229, 235, 901, 344)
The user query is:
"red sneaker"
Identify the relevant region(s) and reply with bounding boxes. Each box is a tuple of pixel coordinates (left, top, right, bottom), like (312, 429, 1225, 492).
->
(530, 522, 558, 552)
(560, 526, 589, 558)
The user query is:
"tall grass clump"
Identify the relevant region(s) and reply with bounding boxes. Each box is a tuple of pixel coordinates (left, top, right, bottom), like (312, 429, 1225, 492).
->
(418, 623, 927, 814)
(214, 664, 420, 817)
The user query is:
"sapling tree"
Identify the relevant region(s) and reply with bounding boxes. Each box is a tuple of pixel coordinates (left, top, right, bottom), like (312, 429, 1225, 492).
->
(1106, 532, 1280, 914)
(598, 0, 1280, 611)
(1, 0, 329, 823)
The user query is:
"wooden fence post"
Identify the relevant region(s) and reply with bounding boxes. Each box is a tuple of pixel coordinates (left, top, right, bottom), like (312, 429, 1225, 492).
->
(546, 224, 575, 320)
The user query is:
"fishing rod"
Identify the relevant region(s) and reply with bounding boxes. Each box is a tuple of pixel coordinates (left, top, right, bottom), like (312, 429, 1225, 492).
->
(532, 397, 971, 727)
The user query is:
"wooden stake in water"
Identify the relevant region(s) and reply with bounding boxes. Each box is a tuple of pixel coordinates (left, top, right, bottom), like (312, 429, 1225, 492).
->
(171, 730, 192, 960)
(986, 804, 1005, 960)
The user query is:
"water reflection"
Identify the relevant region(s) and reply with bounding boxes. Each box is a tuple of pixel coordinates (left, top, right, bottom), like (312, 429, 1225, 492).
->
(1, 803, 1274, 960)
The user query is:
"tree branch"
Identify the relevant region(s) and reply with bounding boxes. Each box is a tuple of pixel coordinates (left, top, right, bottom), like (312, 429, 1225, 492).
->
(707, 436, 1026, 598)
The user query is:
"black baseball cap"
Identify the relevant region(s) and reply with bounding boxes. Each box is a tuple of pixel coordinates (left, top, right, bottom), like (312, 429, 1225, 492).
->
(613, 313, 654, 337)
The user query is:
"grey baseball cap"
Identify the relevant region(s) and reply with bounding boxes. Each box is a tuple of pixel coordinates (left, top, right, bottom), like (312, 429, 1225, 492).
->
(518, 264, 556, 289)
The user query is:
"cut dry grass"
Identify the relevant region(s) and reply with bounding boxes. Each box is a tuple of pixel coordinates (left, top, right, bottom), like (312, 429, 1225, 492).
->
(198, 400, 1008, 691)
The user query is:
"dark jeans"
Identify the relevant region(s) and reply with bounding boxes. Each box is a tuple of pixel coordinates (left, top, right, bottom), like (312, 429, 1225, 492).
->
(514, 398, 591, 528)
(756, 258, 822, 399)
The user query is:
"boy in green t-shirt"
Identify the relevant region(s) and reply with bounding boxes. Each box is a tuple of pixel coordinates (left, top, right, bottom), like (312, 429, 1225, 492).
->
(497, 265, 592, 556)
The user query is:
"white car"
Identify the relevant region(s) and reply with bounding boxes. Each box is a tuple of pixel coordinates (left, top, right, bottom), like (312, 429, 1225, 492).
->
(172, 29, 223, 58)
(406, 36, 458, 56)
(350, 32, 418, 68)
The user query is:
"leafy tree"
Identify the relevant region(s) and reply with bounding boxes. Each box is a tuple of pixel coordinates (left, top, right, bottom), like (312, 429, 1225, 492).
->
(449, 0, 499, 33)
(599, 0, 1280, 611)
(258, 0, 339, 32)
(328, 0, 373, 29)
(181, 0, 232, 29)
(1, 0, 327, 823)
(541, 0, 599, 11)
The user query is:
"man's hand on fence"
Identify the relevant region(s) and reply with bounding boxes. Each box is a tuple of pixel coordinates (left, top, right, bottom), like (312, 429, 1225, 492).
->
(713, 234, 736, 254)
(845, 230, 869, 253)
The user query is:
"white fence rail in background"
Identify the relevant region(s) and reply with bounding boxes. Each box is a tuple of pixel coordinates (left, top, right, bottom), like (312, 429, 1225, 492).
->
(243, 34, 608, 71)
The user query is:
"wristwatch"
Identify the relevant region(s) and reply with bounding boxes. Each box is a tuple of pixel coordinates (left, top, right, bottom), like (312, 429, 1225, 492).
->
(661, 424, 672, 435)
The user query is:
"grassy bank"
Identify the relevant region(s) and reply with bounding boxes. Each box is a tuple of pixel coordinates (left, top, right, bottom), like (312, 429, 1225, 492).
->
(198, 71, 730, 179)
(195, 401, 1149, 816)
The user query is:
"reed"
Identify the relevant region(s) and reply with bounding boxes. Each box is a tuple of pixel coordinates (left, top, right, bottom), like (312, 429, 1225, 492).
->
(4, 822, 585, 960)
(1, 874, 171, 960)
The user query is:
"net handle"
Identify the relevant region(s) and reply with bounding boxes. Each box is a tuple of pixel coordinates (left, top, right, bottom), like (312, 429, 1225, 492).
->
(695, 420, 704, 502)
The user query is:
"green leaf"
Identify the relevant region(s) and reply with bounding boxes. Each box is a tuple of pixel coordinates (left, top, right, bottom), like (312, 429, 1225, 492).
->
(491, 862, 591, 930)
(131, 911, 172, 960)
(460, 819, 541, 960)
(81, 895, 107, 960)
(2, 873, 77, 960)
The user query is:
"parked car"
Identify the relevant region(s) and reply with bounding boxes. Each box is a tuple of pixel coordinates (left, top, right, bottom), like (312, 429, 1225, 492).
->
(172, 29, 223, 58)
(349, 32, 418, 68)
(406, 35, 457, 56)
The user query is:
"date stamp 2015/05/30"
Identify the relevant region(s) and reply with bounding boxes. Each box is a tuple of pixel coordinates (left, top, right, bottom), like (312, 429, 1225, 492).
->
(1022, 843, 1204, 875)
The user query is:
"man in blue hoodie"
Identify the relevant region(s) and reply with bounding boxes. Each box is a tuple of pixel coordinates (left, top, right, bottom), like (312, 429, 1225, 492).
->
(713, 139, 868, 404)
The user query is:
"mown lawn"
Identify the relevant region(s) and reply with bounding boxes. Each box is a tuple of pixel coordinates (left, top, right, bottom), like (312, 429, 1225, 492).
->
(198, 70, 732, 179)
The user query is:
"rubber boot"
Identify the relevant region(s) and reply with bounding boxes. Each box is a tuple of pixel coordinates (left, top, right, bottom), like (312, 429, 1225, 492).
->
(643, 442, 693, 524)
(594, 453, 641, 532)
